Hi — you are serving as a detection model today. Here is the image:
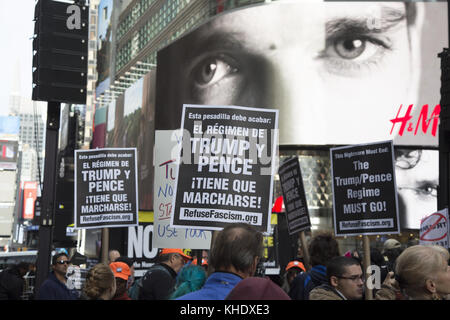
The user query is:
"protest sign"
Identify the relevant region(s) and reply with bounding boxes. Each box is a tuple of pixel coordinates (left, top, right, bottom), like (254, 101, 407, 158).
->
(278, 156, 311, 235)
(171, 104, 278, 233)
(153, 130, 212, 249)
(74, 148, 138, 229)
(330, 141, 400, 236)
(419, 208, 449, 248)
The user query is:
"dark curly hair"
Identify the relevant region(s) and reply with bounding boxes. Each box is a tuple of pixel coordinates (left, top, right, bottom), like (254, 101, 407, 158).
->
(308, 231, 340, 266)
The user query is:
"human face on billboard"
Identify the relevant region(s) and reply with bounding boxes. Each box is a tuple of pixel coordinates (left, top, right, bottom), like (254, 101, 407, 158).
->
(166, 1, 423, 145)
(395, 149, 438, 230)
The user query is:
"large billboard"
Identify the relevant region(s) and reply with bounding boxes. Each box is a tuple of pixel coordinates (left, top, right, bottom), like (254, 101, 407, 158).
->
(96, 0, 114, 96)
(155, 1, 447, 147)
(106, 71, 155, 211)
(154, 1, 446, 231)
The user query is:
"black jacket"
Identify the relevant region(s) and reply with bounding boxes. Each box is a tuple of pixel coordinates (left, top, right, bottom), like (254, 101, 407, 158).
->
(0, 267, 24, 300)
(289, 265, 327, 300)
(36, 271, 78, 300)
(138, 263, 177, 300)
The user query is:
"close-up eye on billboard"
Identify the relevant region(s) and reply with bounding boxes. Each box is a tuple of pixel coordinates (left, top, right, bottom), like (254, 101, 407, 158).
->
(155, 1, 446, 147)
(155, 1, 447, 232)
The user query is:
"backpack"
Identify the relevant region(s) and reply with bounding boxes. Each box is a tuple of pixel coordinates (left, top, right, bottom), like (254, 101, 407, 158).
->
(289, 266, 327, 300)
(128, 264, 172, 300)
(128, 276, 142, 300)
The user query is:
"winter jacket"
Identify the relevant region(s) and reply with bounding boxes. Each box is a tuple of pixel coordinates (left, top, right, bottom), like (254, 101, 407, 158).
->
(309, 284, 347, 300)
(289, 265, 327, 300)
(176, 272, 242, 300)
(36, 272, 78, 300)
(138, 263, 177, 300)
(310, 283, 399, 300)
(0, 267, 24, 300)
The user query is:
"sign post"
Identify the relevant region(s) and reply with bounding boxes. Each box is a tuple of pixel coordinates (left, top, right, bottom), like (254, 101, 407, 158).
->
(363, 235, 372, 300)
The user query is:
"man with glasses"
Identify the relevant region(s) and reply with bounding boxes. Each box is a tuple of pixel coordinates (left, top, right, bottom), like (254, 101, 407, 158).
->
(36, 253, 78, 300)
(309, 256, 364, 300)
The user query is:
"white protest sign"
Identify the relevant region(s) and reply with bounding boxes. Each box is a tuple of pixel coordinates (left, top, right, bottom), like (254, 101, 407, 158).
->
(419, 208, 449, 248)
(152, 130, 212, 249)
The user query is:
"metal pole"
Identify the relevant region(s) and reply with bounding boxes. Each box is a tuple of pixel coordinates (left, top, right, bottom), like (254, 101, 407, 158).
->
(34, 101, 60, 296)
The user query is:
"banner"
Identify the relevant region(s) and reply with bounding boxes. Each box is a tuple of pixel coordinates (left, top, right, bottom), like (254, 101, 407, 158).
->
(153, 130, 212, 249)
(419, 208, 449, 248)
(330, 141, 400, 236)
(22, 181, 38, 220)
(127, 222, 159, 277)
(74, 148, 138, 229)
(278, 156, 311, 235)
(171, 104, 278, 233)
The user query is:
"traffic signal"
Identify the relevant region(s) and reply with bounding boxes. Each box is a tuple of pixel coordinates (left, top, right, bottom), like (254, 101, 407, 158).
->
(32, 0, 88, 104)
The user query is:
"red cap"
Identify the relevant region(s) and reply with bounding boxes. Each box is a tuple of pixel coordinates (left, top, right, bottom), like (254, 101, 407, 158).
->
(110, 262, 131, 281)
(160, 248, 192, 262)
(285, 261, 306, 272)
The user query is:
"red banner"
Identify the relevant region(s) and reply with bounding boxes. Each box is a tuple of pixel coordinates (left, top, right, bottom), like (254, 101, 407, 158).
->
(22, 181, 38, 220)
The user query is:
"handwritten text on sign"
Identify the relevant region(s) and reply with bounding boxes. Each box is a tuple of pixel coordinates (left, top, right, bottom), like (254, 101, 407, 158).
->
(153, 130, 212, 249)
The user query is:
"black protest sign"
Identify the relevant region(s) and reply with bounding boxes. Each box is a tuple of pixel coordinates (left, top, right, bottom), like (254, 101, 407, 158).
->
(278, 157, 311, 235)
(74, 148, 138, 229)
(171, 104, 278, 233)
(330, 141, 400, 236)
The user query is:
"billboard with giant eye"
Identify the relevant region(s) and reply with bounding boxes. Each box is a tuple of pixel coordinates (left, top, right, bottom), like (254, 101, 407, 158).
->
(154, 1, 447, 231)
(155, 1, 446, 147)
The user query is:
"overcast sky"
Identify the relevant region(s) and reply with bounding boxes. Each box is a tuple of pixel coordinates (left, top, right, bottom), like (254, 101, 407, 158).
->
(0, 1, 35, 115)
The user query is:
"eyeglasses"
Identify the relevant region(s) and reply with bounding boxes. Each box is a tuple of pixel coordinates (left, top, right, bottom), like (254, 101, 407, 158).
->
(337, 275, 364, 282)
(56, 260, 70, 265)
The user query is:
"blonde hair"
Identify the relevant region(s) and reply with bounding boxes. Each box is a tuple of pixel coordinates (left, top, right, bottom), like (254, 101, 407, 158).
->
(395, 245, 449, 299)
(83, 263, 115, 300)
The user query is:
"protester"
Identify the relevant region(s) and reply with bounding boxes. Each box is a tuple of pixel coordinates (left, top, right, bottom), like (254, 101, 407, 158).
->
(225, 277, 291, 300)
(81, 263, 116, 300)
(115, 256, 135, 289)
(36, 253, 78, 300)
(289, 231, 340, 300)
(0, 262, 29, 300)
(393, 245, 450, 300)
(309, 256, 364, 300)
(110, 261, 132, 300)
(170, 264, 207, 299)
(192, 257, 208, 272)
(382, 239, 403, 272)
(281, 261, 305, 294)
(370, 247, 389, 286)
(139, 248, 192, 300)
(176, 223, 263, 300)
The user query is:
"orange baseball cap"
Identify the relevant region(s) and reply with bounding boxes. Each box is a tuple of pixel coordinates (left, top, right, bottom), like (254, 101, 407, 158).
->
(286, 261, 306, 272)
(110, 262, 131, 281)
(160, 248, 192, 261)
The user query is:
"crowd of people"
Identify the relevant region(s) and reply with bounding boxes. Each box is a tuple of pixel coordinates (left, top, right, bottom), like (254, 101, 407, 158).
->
(1, 223, 449, 301)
